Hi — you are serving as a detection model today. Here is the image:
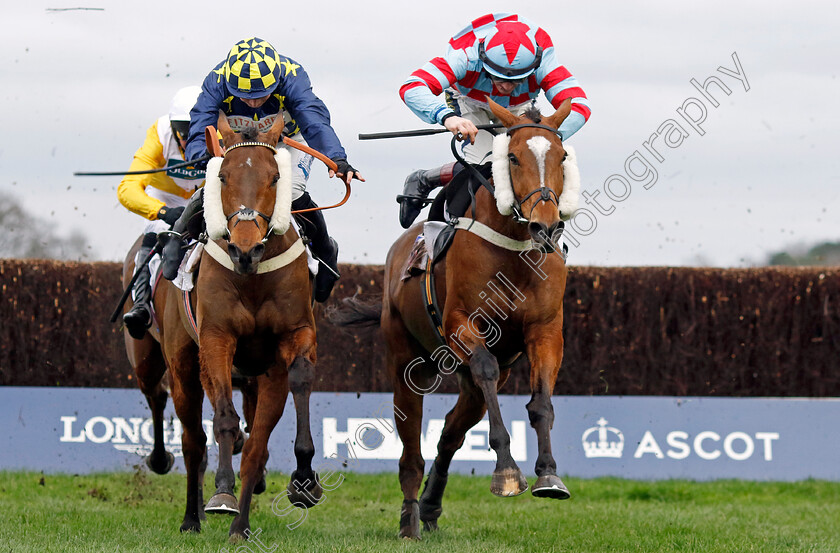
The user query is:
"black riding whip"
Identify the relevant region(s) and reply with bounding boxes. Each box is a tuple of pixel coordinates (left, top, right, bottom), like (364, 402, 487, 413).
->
(358, 124, 503, 140)
(74, 154, 212, 177)
(109, 243, 161, 323)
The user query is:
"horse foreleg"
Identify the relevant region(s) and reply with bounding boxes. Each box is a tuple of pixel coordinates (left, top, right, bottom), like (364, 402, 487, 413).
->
(526, 332, 569, 500)
(139, 366, 175, 474)
(468, 345, 527, 497)
(230, 372, 289, 539)
(169, 357, 206, 532)
(391, 362, 428, 540)
(285, 331, 322, 510)
(200, 331, 241, 515)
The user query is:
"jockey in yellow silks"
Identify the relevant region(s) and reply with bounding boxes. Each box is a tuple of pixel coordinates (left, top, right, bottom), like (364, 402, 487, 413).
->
(118, 86, 205, 339)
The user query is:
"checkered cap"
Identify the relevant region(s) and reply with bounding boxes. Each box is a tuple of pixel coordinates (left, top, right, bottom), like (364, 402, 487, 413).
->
(224, 37, 281, 99)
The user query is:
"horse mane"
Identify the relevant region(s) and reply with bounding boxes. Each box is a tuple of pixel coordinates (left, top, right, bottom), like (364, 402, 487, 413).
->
(523, 105, 542, 124)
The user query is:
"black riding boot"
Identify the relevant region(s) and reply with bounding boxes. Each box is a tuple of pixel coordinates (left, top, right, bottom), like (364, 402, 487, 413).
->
(160, 188, 205, 281)
(397, 162, 460, 229)
(123, 233, 157, 340)
(292, 192, 339, 303)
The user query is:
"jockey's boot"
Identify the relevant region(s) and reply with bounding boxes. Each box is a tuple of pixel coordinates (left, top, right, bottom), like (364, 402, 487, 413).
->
(292, 192, 340, 303)
(397, 162, 460, 229)
(123, 233, 157, 340)
(160, 188, 205, 281)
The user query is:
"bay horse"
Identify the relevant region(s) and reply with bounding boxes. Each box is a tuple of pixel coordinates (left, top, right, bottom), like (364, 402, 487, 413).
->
(334, 98, 578, 538)
(122, 111, 321, 539)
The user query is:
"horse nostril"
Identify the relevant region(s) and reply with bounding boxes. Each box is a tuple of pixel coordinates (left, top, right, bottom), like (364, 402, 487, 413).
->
(528, 222, 550, 242)
(250, 243, 265, 262)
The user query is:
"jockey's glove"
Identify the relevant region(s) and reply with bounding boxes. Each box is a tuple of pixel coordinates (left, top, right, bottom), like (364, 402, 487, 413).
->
(332, 158, 361, 180)
(157, 206, 186, 227)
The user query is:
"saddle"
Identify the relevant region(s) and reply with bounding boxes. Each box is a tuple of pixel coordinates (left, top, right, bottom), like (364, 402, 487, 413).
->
(401, 163, 491, 281)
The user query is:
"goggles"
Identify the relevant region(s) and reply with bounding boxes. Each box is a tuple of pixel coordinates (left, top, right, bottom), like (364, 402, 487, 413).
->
(170, 120, 190, 143)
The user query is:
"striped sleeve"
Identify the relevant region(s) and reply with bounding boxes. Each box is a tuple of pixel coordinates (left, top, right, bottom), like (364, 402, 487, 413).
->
(534, 32, 591, 140)
(400, 49, 468, 125)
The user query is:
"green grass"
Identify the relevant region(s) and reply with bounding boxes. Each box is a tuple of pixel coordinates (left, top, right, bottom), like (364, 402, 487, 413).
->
(1, 471, 838, 552)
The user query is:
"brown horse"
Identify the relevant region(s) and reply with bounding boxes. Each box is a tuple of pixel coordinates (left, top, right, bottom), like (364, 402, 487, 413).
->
(122, 111, 321, 539)
(334, 98, 577, 538)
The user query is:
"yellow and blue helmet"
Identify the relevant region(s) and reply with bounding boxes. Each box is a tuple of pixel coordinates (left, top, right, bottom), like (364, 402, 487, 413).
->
(223, 37, 282, 99)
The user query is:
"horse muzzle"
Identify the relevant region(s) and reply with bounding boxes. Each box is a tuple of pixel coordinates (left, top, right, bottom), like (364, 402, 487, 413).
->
(528, 221, 562, 253)
(227, 242, 266, 275)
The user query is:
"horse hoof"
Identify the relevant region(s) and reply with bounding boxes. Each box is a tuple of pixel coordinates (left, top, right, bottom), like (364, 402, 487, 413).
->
(490, 467, 529, 497)
(145, 451, 175, 475)
(205, 492, 240, 515)
(228, 530, 247, 543)
(419, 464, 446, 529)
(180, 518, 201, 533)
(233, 432, 245, 456)
(531, 474, 571, 500)
(254, 474, 267, 495)
(422, 520, 439, 532)
(399, 500, 421, 540)
(287, 472, 322, 508)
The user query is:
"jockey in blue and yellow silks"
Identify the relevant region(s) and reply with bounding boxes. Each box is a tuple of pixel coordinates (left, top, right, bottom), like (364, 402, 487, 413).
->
(162, 37, 363, 303)
(119, 86, 205, 339)
(397, 13, 591, 228)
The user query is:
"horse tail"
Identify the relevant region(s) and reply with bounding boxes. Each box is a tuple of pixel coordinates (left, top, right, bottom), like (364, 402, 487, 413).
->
(325, 295, 382, 327)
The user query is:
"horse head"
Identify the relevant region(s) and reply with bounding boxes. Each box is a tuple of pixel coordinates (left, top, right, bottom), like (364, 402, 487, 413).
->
(203, 112, 292, 275)
(487, 98, 579, 252)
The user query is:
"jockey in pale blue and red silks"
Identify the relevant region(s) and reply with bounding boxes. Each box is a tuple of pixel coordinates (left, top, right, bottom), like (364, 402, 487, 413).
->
(397, 13, 591, 228)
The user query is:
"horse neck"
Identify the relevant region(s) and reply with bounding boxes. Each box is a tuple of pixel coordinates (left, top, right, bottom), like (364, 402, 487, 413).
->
(263, 224, 299, 257)
(472, 186, 531, 242)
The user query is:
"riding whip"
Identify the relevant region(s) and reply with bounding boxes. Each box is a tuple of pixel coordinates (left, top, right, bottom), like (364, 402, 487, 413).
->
(109, 243, 160, 323)
(358, 124, 504, 140)
(74, 155, 213, 177)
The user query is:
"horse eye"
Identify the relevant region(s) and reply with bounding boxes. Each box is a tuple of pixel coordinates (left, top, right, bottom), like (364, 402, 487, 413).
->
(218, 174, 227, 185)
(562, 153, 568, 162)
(271, 175, 279, 187)
(508, 153, 519, 166)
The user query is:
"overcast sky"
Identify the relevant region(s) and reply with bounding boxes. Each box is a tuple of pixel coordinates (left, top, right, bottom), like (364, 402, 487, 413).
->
(1, 1, 837, 266)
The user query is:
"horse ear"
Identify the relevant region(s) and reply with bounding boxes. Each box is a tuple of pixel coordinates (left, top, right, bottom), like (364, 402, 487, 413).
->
(264, 114, 286, 147)
(217, 111, 235, 144)
(543, 99, 572, 130)
(486, 97, 520, 128)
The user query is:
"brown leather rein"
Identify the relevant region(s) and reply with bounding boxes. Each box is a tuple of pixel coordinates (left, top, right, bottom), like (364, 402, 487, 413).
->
(205, 126, 351, 214)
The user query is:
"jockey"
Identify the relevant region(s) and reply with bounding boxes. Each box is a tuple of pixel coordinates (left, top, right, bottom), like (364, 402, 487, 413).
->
(398, 13, 591, 228)
(160, 37, 364, 303)
(118, 85, 205, 339)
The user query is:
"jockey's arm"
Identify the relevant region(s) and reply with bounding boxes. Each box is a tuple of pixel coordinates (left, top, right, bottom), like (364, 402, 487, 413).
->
(117, 123, 167, 220)
(400, 51, 476, 142)
(534, 41, 592, 140)
(184, 69, 226, 165)
(283, 65, 364, 183)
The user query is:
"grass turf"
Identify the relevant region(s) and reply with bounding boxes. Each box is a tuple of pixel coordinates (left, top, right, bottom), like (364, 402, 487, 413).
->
(1, 471, 838, 552)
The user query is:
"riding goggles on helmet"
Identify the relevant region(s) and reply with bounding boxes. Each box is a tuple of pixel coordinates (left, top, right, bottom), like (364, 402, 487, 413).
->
(479, 40, 543, 80)
(170, 120, 190, 143)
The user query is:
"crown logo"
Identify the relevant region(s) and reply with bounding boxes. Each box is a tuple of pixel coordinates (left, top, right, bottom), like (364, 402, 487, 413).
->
(582, 418, 625, 458)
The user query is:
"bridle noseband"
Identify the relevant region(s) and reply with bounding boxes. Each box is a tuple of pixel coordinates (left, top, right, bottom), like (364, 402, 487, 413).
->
(218, 140, 280, 243)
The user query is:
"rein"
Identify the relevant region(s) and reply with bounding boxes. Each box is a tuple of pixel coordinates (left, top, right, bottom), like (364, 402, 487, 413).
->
(205, 125, 351, 216)
(449, 122, 566, 225)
